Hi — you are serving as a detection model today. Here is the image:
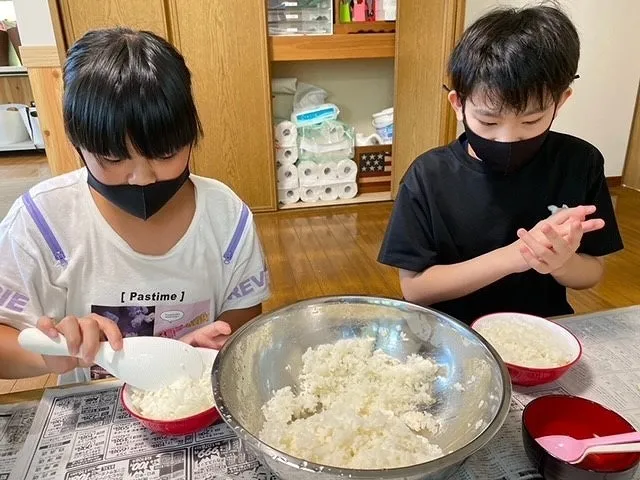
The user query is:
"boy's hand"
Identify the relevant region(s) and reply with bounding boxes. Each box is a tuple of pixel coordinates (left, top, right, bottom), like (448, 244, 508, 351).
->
(36, 315, 123, 374)
(179, 321, 232, 350)
(507, 205, 605, 274)
(517, 221, 583, 274)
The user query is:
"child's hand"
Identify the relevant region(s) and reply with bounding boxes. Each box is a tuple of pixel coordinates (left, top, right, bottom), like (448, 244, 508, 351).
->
(36, 315, 123, 374)
(517, 221, 583, 274)
(179, 321, 232, 350)
(546, 205, 604, 233)
(507, 205, 605, 274)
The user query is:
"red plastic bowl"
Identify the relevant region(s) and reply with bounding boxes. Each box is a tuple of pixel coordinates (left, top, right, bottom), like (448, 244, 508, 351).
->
(120, 385, 220, 436)
(522, 395, 640, 479)
(120, 347, 220, 436)
(471, 313, 582, 386)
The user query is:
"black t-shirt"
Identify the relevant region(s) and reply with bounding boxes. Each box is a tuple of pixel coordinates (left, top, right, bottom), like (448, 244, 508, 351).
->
(378, 131, 623, 324)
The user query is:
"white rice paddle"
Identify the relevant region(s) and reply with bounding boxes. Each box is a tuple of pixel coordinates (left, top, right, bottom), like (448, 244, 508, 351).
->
(18, 328, 204, 391)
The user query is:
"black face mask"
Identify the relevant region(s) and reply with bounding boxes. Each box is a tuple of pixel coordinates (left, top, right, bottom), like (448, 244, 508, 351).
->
(462, 107, 554, 175)
(81, 150, 191, 220)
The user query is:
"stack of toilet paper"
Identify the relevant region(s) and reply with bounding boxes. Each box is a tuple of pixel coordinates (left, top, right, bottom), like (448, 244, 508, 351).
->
(274, 120, 299, 166)
(275, 121, 301, 205)
(296, 159, 358, 203)
(274, 120, 359, 205)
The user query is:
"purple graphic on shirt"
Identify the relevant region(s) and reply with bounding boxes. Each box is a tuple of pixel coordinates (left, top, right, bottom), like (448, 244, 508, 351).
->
(226, 270, 268, 301)
(0, 284, 29, 313)
(91, 305, 155, 337)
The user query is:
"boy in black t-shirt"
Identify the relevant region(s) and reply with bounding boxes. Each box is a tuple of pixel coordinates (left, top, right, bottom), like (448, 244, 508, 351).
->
(378, 6, 623, 324)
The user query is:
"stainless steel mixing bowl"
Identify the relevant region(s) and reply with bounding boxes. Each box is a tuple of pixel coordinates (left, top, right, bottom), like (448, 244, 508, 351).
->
(211, 296, 511, 480)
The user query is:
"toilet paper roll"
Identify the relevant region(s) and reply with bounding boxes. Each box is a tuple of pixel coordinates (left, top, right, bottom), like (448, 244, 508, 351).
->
(299, 186, 320, 203)
(277, 164, 299, 187)
(275, 146, 298, 166)
(278, 188, 300, 205)
(297, 161, 319, 186)
(355, 133, 383, 146)
(318, 161, 338, 184)
(336, 159, 358, 182)
(338, 182, 358, 200)
(320, 184, 339, 202)
(277, 179, 299, 190)
(274, 121, 298, 147)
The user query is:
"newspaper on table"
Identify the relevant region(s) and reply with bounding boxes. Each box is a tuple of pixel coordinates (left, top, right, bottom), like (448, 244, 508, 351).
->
(9, 382, 276, 480)
(460, 306, 640, 480)
(8, 306, 640, 480)
(0, 402, 38, 480)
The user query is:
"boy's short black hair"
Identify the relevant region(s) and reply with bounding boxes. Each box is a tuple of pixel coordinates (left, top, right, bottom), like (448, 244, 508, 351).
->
(63, 27, 203, 160)
(448, 5, 579, 113)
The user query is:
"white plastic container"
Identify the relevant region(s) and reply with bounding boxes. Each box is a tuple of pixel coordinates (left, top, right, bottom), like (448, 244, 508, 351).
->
(376, 8, 396, 21)
(0, 104, 30, 146)
(372, 107, 394, 143)
(268, 2, 333, 36)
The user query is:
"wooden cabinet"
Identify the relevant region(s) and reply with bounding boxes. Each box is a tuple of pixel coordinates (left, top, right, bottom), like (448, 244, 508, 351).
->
(0, 76, 33, 105)
(39, 0, 462, 211)
(172, 0, 276, 212)
(59, 0, 171, 43)
(52, 0, 277, 211)
(393, 0, 464, 196)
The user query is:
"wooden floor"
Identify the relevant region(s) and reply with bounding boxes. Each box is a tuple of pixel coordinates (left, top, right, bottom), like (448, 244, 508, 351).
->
(0, 152, 49, 219)
(2, 153, 640, 393)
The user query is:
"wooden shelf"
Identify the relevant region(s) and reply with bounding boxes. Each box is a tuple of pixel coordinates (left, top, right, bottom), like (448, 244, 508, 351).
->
(0, 66, 27, 77)
(334, 22, 395, 35)
(269, 33, 395, 61)
(278, 191, 392, 210)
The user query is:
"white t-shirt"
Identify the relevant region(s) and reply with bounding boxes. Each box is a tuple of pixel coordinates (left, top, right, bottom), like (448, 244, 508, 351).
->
(0, 169, 270, 384)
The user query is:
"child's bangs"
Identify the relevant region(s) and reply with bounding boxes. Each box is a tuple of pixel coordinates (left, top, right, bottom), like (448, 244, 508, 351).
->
(469, 81, 553, 115)
(122, 74, 202, 159)
(65, 77, 201, 160)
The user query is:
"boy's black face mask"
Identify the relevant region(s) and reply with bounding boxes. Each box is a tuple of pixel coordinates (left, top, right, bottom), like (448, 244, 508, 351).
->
(462, 105, 555, 175)
(80, 149, 191, 220)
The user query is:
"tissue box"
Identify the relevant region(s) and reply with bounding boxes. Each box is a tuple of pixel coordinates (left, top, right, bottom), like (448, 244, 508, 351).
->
(355, 144, 392, 194)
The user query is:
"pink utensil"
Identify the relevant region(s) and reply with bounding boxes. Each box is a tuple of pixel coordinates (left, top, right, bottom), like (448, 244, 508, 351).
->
(537, 432, 640, 464)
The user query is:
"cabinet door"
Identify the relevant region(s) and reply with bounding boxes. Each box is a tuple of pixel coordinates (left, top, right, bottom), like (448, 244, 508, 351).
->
(392, 0, 463, 197)
(623, 83, 640, 190)
(28, 66, 81, 175)
(60, 0, 170, 44)
(172, 0, 276, 212)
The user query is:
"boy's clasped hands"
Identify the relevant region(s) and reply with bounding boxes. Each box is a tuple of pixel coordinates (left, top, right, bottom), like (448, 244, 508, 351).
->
(509, 205, 604, 275)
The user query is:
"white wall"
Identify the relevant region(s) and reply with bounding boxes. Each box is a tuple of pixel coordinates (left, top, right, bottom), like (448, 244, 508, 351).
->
(463, 0, 640, 177)
(13, 0, 56, 46)
(0, 1, 16, 21)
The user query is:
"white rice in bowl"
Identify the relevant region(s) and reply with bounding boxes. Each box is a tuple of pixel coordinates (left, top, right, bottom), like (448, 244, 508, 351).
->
(128, 350, 215, 421)
(474, 314, 575, 368)
(259, 337, 444, 469)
